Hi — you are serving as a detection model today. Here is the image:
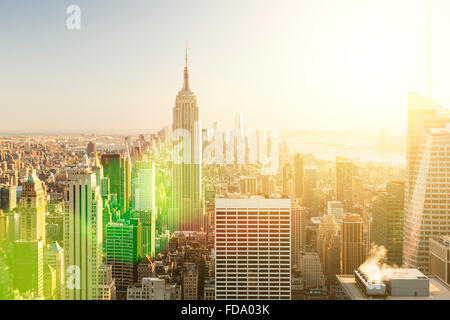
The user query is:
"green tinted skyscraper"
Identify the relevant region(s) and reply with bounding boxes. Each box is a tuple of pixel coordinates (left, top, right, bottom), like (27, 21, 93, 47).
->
(105, 219, 141, 298)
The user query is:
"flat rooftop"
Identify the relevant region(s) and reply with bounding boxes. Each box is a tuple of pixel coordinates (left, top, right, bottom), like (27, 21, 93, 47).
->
(337, 275, 450, 300)
(386, 268, 428, 280)
(432, 236, 450, 247)
(215, 198, 291, 209)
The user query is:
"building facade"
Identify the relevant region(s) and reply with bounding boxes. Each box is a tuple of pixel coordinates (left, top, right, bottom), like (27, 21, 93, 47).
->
(403, 92, 450, 273)
(340, 214, 364, 274)
(169, 49, 203, 232)
(215, 198, 291, 300)
(63, 170, 103, 300)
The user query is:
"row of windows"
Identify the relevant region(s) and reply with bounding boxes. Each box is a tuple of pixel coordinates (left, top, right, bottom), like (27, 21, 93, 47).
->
(216, 210, 290, 214)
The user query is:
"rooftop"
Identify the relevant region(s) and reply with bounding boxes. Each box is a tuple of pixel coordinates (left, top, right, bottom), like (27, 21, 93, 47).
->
(337, 275, 450, 300)
(432, 235, 450, 247)
(25, 173, 40, 183)
(215, 197, 291, 209)
(387, 268, 428, 280)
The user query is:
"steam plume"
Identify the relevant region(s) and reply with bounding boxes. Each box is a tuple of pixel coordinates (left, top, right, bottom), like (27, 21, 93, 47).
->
(358, 244, 398, 283)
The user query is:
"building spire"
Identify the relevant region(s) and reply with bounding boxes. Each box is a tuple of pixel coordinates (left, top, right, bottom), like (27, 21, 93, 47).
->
(185, 41, 188, 68)
(183, 42, 190, 91)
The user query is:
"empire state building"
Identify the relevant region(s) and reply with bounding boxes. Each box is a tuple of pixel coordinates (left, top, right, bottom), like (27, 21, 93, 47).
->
(169, 48, 203, 232)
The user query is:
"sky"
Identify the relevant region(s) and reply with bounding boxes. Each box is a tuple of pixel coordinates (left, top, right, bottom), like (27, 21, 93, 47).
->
(1, 0, 450, 134)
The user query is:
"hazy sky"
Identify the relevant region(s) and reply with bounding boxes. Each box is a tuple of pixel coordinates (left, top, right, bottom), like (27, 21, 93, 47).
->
(1, 0, 449, 134)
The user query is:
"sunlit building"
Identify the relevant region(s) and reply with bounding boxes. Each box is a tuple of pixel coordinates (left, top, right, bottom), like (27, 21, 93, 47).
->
(340, 214, 364, 274)
(63, 170, 103, 300)
(169, 49, 203, 232)
(335, 157, 353, 212)
(291, 204, 305, 268)
(429, 236, 450, 285)
(404, 122, 450, 273)
(327, 201, 344, 224)
(298, 251, 326, 289)
(0, 185, 16, 212)
(240, 176, 257, 195)
(13, 239, 44, 298)
(336, 268, 450, 300)
(215, 198, 291, 300)
(371, 181, 404, 266)
(303, 166, 318, 215)
(294, 153, 304, 200)
(105, 219, 142, 298)
(45, 241, 64, 300)
(403, 92, 450, 273)
(132, 160, 156, 257)
(19, 174, 47, 246)
(317, 214, 338, 271)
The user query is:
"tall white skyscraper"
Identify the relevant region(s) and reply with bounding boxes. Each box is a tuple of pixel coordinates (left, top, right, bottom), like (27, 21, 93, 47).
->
(403, 92, 450, 273)
(63, 170, 103, 300)
(404, 123, 450, 273)
(215, 198, 291, 300)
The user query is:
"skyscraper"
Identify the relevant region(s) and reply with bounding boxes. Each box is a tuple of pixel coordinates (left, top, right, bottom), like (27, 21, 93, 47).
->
(105, 219, 142, 298)
(298, 251, 326, 289)
(63, 170, 103, 300)
(133, 161, 156, 212)
(324, 233, 340, 297)
(403, 119, 450, 273)
(303, 166, 318, 215)
(240, 176, 257, 195)
(405, 92, 449, 204)
(182, 262, 198, 300)
(291, 204, 305, 268)
(102, 153, 130, 215)
(340, 214, 364, 274)
(327, 201, 344, 224)
(317, 214, 338, 270)
(335, 157, 353, 212)
(0, 248, 14, 300)
(19, 174, 47, 246)
(293, 153, 304, 200)
(98, 265, 116, 300)
(45, 241, 64, 300)
(215, 198, 291, 300)
(170, 48, 202, 232)
(13, 239, 44, 298)
(132, 160, 156, 257)
(371, 181, 404, 266)
(0, 185, 16, 212)
(281, 162, 291, 195)
(429, 236, 450, 285)
(403, 92, 450, 273)
(91, 153, 103, 191)
(87, 141, 96, 155)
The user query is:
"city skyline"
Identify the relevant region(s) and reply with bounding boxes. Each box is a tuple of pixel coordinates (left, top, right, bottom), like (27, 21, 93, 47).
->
(2, 0, 450, 133)
(1, 0, 450, 306)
